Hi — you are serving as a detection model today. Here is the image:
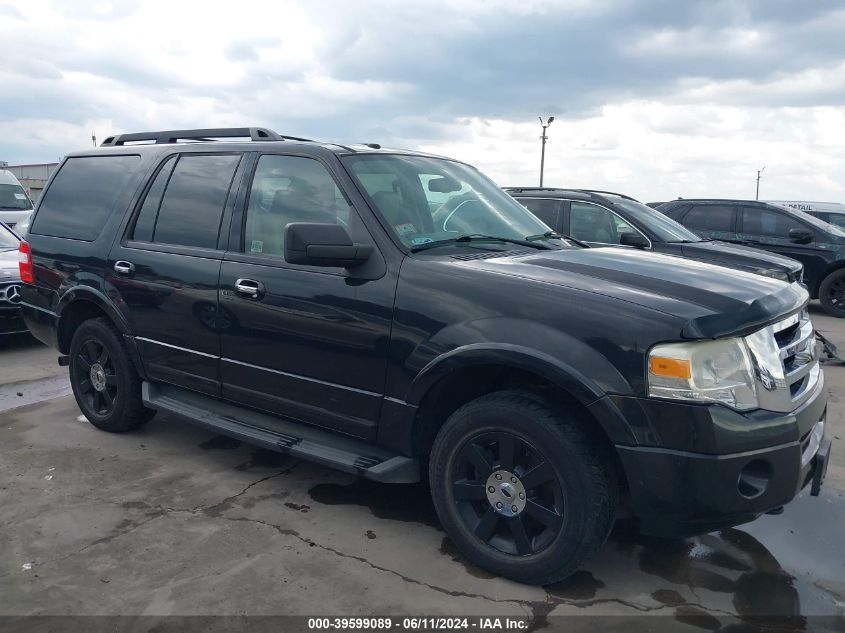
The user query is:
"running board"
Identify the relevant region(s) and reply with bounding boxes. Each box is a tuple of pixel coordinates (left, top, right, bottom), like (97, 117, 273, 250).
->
(141, 382, 419, 483)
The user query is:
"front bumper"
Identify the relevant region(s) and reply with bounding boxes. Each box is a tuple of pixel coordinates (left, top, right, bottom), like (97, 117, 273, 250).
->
(615, 375, 829, 537)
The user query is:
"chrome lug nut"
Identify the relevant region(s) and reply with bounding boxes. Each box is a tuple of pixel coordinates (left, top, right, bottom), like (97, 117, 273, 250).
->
(510, 476, 517, 483)
(495, 473, 502, 480)
(519, 492, 525, 499)
(511, 505, 518, 512)
(488, 486, 495, 493)
(496, 502, 503, 509)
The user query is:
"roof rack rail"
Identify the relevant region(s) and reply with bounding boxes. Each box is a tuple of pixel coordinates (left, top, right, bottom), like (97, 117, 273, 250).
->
(570, 189, 640, 202)
(502, 186, 563, 192)
(100, 127, 312, 146)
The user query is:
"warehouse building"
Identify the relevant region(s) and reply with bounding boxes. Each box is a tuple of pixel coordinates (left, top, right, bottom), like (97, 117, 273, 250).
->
(0, 162, 59, 201)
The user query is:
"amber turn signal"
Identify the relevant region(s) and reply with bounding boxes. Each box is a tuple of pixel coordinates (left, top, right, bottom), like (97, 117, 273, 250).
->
(649, 356, 691, 380)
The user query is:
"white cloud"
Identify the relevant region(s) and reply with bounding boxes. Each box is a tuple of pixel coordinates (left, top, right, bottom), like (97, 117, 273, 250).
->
(1, 0, 844, 203)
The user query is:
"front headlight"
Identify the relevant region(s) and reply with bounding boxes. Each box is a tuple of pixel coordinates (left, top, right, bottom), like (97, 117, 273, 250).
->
(755, 268, 789, 282)
(648, 338, 758, 410)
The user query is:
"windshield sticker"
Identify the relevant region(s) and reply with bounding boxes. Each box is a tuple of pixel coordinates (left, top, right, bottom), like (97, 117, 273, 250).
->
(14, 194, 26, 200)
(250, 240, 263, 253)
(394, 223, 417, 236)
(411, 237, 433, 245)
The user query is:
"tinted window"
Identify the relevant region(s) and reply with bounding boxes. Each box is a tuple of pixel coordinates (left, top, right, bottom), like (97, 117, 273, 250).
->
(609, 198, 701, 243)
(152, 154, 241, 249)
(0, 183, 32, 210)
(132, 156, 177, 242)
(244, 155, 349, 257)
(683, 205, 734, 232)
(31, 156, 140, 241)
(741, 206, 804, 237)
(517, 198, 561, 230)
(569, 202, 621, 244)
(825, 214, 845, 230)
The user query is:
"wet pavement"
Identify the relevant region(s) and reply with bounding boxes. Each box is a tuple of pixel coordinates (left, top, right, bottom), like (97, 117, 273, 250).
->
(0, 315, 844, 626)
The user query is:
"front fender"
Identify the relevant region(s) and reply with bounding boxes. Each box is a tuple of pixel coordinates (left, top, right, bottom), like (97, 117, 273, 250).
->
(404, 319, 639, 445)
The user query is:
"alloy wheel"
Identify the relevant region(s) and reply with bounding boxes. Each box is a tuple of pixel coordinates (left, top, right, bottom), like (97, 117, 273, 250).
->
(74, 338, 118, 417)
(451, 431, 564, 556)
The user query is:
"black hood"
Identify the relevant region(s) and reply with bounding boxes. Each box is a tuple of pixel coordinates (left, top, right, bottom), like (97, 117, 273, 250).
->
(468, 247, 808, 339)
(679, 240, 802, 280)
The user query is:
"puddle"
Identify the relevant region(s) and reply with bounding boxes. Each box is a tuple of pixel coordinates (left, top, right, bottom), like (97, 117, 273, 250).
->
(0, 375, 72, 413)
(308, 480, 441, 528)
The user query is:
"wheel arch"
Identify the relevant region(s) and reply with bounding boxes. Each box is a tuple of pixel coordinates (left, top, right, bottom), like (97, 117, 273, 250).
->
(405, 345, 637, 463)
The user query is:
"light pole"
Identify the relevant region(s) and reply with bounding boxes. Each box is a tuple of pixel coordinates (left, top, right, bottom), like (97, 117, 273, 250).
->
(755, 166, 766, 200)
(91, 131, 97, 148)
(539, 116, 554, 187)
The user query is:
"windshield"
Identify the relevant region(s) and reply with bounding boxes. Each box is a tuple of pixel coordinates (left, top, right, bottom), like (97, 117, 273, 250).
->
(0, 183, 32, 210)
(785, 206, 845, 237)
(608, 196, 702, 243)
(343, 154, 565, 249)
(0, 223, 20, 249)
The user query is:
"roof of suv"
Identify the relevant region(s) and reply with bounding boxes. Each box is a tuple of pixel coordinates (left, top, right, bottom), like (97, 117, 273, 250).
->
(84, 126, 451, 162)
(503, 187, 640, 204)
(659, 199, 780, 207)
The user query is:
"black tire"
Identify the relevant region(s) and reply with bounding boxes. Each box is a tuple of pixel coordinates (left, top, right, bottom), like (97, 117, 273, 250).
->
(429, 390, 617, 585)
(819, 269, 845, 318)
(69, 317, 154, 432)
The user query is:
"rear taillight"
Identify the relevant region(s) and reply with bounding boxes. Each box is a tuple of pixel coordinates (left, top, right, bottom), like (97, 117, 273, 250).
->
(18, 240, 33, 283)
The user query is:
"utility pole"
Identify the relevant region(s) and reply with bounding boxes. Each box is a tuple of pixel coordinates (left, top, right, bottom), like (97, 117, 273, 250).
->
(755, 166, 766, 200)
(539, 116, 554, 187)
(92, 131, 97, 148)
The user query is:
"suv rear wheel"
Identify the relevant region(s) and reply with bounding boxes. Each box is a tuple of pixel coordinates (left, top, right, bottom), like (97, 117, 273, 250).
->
(69, 317, 154, 432)
(428, 390, 617, 585)
(819, 269, 845, 318)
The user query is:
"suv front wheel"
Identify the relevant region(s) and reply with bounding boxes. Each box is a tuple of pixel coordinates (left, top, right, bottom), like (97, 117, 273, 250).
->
(428, 390, 617, 585)
(69, 317, 155, 432)
(819, 269, 845, 318)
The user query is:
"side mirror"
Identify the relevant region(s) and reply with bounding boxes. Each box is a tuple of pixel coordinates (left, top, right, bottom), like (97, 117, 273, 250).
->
(789, 228, 813, 244)
(619, 232, 649, 249)
(285, 223, 373, 268)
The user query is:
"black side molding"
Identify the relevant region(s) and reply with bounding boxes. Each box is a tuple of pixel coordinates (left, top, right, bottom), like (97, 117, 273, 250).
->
(141, 382, 419, 483)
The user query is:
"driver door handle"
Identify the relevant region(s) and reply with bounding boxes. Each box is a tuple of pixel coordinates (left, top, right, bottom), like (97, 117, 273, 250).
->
(113, 260, 135, 275)
(234, 278, 265, 299)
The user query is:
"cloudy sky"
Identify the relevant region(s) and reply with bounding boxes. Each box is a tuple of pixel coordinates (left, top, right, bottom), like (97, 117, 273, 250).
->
(2, 0, 845, 202)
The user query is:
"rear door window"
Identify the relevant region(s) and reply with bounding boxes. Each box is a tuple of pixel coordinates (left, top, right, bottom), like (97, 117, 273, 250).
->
(516, 198, 562, 231)
(131, 155, 177, 242)
(151, 154, 241, 249)
(31, 155, 141, 241)
(682, 205, 735, 232)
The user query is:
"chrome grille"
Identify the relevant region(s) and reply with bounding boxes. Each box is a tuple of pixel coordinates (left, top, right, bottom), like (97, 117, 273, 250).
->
(746, 310, 821, 413)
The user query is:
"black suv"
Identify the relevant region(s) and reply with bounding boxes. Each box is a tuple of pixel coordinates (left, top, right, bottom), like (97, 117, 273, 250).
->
(19, 128, 831, 584)
(658, 199, 845, 317)
(506, 188, 803, 284)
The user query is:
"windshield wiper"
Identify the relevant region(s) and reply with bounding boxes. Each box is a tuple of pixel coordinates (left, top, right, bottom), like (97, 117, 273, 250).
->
(411, 234, 553, 253)
(525, 230, 588, 248)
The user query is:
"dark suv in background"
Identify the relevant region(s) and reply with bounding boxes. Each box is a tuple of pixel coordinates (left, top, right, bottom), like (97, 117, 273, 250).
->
(19, 128, 830, 584)
(506, 188, 802, 283)
(658, 199, 845, 317)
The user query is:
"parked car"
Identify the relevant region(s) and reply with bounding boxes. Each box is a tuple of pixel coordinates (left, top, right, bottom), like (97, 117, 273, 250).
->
(506, 188, 803, 283)
(765, 201, 845, 231)
(657, 199, 845, 317)
(0, 169, 34, 234)
(20, 127, 830, 584)
(0, 221, 27, 336)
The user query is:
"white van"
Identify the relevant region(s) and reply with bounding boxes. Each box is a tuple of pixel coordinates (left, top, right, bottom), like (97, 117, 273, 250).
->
(0, 170, 34, 234)
(766, 200, 845, 230)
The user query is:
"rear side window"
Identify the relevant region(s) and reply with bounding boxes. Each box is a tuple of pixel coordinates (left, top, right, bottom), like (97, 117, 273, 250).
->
(517, 198, 561, 231)
(741, 206, 804, 237)
(150, 154, 241, 249)
(683, 205, 734, 232)
(132, 156, 177, 242)
(31, 155, 140, 241)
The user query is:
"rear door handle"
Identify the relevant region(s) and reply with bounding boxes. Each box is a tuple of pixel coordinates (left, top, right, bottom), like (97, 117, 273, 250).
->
(234, 278, 265, 299)
(113, 261, 135, 275)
